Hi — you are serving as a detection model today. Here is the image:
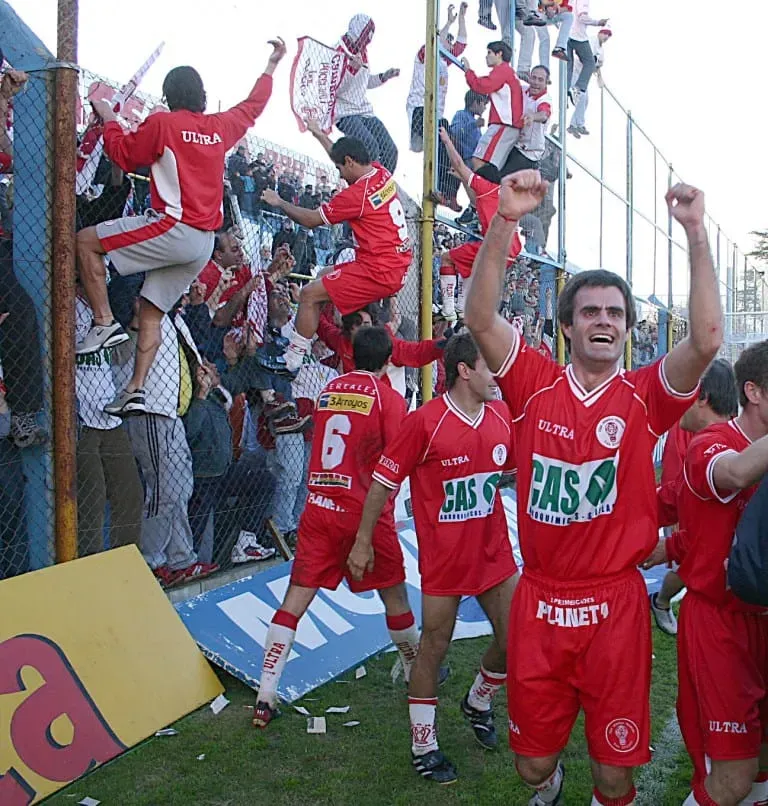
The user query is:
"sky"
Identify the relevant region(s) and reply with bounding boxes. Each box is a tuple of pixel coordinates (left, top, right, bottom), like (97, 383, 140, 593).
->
(7, 0, 767, 304)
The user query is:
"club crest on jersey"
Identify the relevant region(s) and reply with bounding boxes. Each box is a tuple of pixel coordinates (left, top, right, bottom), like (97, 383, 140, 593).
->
(595, 416, 626, 449)
(492, 444, 508, 467)
(440, 472, 502, 522)
(528, 454, 618, 526)
(605, 718, 640, 753)
(368, 179, 397, 209)
(318, 392, 374, 415)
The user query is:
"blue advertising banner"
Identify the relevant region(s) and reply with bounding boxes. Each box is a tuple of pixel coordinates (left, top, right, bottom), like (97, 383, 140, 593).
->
(176, 491, 667, 704)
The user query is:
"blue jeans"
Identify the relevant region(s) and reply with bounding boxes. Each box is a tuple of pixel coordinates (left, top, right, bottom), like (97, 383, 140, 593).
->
(335, 115, 398, 173)
(0, 437, 29, 579)
(293, 440, 312, 528)
(266, 433, 305, 534)
(568, 38, 596, 92)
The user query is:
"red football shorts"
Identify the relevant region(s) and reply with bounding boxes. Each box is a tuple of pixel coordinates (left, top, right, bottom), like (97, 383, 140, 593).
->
(508, 568, 651, 766)
(445, 234, 522, 280)
(321, 259, 409, 315)
(677, 592, 768, 787)
(290, 502, 405, 594)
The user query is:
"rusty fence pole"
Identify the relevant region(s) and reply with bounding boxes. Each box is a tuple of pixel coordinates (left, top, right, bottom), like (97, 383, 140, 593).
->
(52, 0, 79, 563)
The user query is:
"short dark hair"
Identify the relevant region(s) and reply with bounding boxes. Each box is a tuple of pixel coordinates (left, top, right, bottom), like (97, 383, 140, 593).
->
(557, 269, 637, 330)
(475, 163, 500, 184)
(487, 40, 513, 63)
(341, 309, 369, 336)
(465, 90, 488, 110)
(444, 332, 480, 389)
(329, 137, 371, 167)
(699, 358, 738, 417)
(212, 230, 229, 257)
(353, 325, 392, 372)
(531, 64, 551, 81)
(162, 66, 206, 113)
(734, 339, 768, 408)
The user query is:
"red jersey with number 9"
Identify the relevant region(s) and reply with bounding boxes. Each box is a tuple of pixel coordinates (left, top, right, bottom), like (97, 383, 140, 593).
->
(494, 330, 700, 580)
(319, 162, 412, 278)
(307, 370, 407, 515)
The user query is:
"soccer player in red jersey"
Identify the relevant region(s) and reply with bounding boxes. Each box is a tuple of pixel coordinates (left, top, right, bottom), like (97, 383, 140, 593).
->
(261, 120, 412, 372)
(437, 127, 522, 322)
(75, 39, 286, 417)
(348, 332, 518, 785)
(463, 170, 723, 806)
(649, 359, 738, 636)
(253, 327, 420, 728)
(644, 342, 768, 806)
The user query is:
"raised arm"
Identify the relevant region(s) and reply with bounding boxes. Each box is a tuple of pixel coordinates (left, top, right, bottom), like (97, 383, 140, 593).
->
(662, 184, 723, 393)
(305, 118, 335, 157)
(439, 127, 472, 186)
(439, 3, 457, 45)
(464, 171, 548, 372)
(712, 432, 768, 492)
(261, 189, 325, 228)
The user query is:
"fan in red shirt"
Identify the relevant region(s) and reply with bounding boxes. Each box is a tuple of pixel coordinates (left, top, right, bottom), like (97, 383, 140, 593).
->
(349, 333, 518, 785)
(74, 39, 286, 418)
(644, 342, 768, 806)
(262, 120, 412, 373)
(437, 127, 522, 321)
(463, 169, 722, 806)
(648, 359, 738, 638)
(252, 327, 421, 729)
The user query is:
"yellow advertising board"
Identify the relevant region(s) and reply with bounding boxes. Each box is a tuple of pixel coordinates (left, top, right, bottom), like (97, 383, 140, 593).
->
(0, 546, 223, 804)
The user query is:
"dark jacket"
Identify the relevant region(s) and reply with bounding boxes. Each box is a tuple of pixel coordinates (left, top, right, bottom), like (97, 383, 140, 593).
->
(183, 394, 233, 478)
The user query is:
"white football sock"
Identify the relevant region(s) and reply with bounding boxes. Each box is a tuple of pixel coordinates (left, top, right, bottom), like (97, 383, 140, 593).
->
(257, 609, 297, 706)
(440, 275, 456, 316)
(530, 764, 563, 804)
(284, 332, 312, 371)
(409, 697, 438, 756)
(467, 665, 506, 712)
(386, 612, 420, 683)
(740, 772, 768, 804)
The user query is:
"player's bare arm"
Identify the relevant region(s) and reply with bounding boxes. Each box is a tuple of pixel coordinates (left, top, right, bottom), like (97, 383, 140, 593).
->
(261, 189, 325, 228)
(305, 118, 335, 157)
(439, 127, 472, 187)
(348, 481, 392, 580)
(662, 184, 723, 392)
(712, 432, 768, 492)
(464, 171, 547, 372)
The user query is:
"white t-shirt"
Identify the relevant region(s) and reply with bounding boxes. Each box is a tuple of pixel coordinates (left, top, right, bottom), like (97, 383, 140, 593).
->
(570, 0, 598, 41)
(517, 84, 553, 161)
(406, 39, 466, 123)
(75, 296, 122, 430)
(292, 358, 339, 402)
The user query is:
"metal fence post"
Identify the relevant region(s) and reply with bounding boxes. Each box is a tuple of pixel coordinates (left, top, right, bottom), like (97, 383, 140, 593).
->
(556, 57, 568, 366)
(420, 0, 439, 402)
(666, 165, 674, 353)
(624, 113, 633, 370)
(598, 86, 605, 268)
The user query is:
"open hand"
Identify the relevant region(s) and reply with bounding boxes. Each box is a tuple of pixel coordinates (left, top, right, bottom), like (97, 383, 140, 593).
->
(267, 37, 287, 66)
(447, 4, 457, 24)
(666, 183, 705, 231)
(640, 539, 668, 570)
(497, 170, 548, 221)
(346, 538, 374, 582)
(381, 68, 400, 82)
(189, 280, 207, 306)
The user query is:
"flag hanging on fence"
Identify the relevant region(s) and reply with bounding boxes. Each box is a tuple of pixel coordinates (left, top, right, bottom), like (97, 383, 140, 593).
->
(76, 42, 165, 196)
(289, 36, 345, 134)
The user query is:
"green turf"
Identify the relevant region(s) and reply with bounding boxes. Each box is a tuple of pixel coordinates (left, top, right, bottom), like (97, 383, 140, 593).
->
(49, 619, 692, 805)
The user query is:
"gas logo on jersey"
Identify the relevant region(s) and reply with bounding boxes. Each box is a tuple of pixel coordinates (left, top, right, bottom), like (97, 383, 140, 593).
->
(527, 453, 618, 526)
(440, 472, 502, 522)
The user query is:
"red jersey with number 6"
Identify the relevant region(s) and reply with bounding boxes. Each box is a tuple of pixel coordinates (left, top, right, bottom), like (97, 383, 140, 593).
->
(307, 370, 407, 515)
(494, 330, 700, 580)
(319, 163, 412, 277)
(372, 394, 517, 596)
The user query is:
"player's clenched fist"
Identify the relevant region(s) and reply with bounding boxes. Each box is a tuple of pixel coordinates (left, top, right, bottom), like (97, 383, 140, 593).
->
(665, 183, 705, 230)
(496, 170, 548, 222)
(347, 538, 375, 582)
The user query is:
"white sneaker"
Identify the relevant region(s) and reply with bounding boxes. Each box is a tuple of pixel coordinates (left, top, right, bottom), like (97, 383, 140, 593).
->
(442, 297, 457, 322)
(650, 593, 678, 636)
(76, 321, 130, 354)
(230, 530, 277, 564)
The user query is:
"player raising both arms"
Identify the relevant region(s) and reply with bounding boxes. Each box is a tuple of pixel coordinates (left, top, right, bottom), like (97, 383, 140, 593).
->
(253, 327, 420, 728)
(437, 127, 522, 321)
(644, 342, 768, 806)
(349, 333, 518, 785)
(464, 170, 722, 806)
(261, 120, 412, 372)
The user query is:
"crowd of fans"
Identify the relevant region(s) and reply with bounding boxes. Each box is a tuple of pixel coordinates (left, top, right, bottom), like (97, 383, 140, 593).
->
(0, 1, 648, 587)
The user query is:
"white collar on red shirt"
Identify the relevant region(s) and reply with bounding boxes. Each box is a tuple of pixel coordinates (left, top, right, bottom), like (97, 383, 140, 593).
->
(565, 363, 621, 407)
(526, 87, 548, 100)
(444, 392, 485, 428)
(730, 418, 753, 444)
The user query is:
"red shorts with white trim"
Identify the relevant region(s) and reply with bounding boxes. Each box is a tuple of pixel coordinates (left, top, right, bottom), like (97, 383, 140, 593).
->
(290, 502, 405, 594)
(96, 212, 213, 312)
(677, 592, 768, 786)
(445, 235, 523, 279)
(473, 124, 521, 169)
(508, 568, 651, 766)
(321, 259, 409, 315)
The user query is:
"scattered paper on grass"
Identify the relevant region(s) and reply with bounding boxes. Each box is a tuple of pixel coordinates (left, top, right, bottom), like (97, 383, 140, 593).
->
(307, 716, 327, 734)
(197, 754, 206, 761)
(303, 697, 319, 702)
(210, 694, 230, 715)
(355, 666, 367, 679)
(335, 680, 350, 684)
(293, 705, 311, 716)
(649, 745, 656, 753)
(154, 728, 178, 737)
(243, 705, 254, 710)
(326, 706, 350, 714)
(78, 799, 101, 806)
(343, 721, 360, 727)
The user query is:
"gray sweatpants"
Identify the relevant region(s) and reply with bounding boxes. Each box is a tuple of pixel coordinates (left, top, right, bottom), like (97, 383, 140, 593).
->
(126, 414, 197, 571)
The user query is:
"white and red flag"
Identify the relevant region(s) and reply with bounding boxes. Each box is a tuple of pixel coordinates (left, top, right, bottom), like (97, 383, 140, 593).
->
(288, 36, 345, 134)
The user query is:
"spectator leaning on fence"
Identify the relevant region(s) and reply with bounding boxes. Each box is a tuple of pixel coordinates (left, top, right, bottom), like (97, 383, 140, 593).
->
(568, 26, 611, 137)
(333, 14, 400, 174)
(567, 0, 608, 104)
(501, 65, 552, 175)
(450, 90, 488, 166)
(74, 38, 286, 419)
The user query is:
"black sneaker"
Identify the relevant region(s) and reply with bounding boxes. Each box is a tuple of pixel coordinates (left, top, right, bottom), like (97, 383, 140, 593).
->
(103, 388, 147, 417)
(253, 700, 281, 729)
(456, 206, 477, 226)
(527, 763, 566, 805)
(478, 13, 497, 30)
(523, 11, 547, 25)
(460, 694, 498, 750)
(412, 749, 458, 785)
